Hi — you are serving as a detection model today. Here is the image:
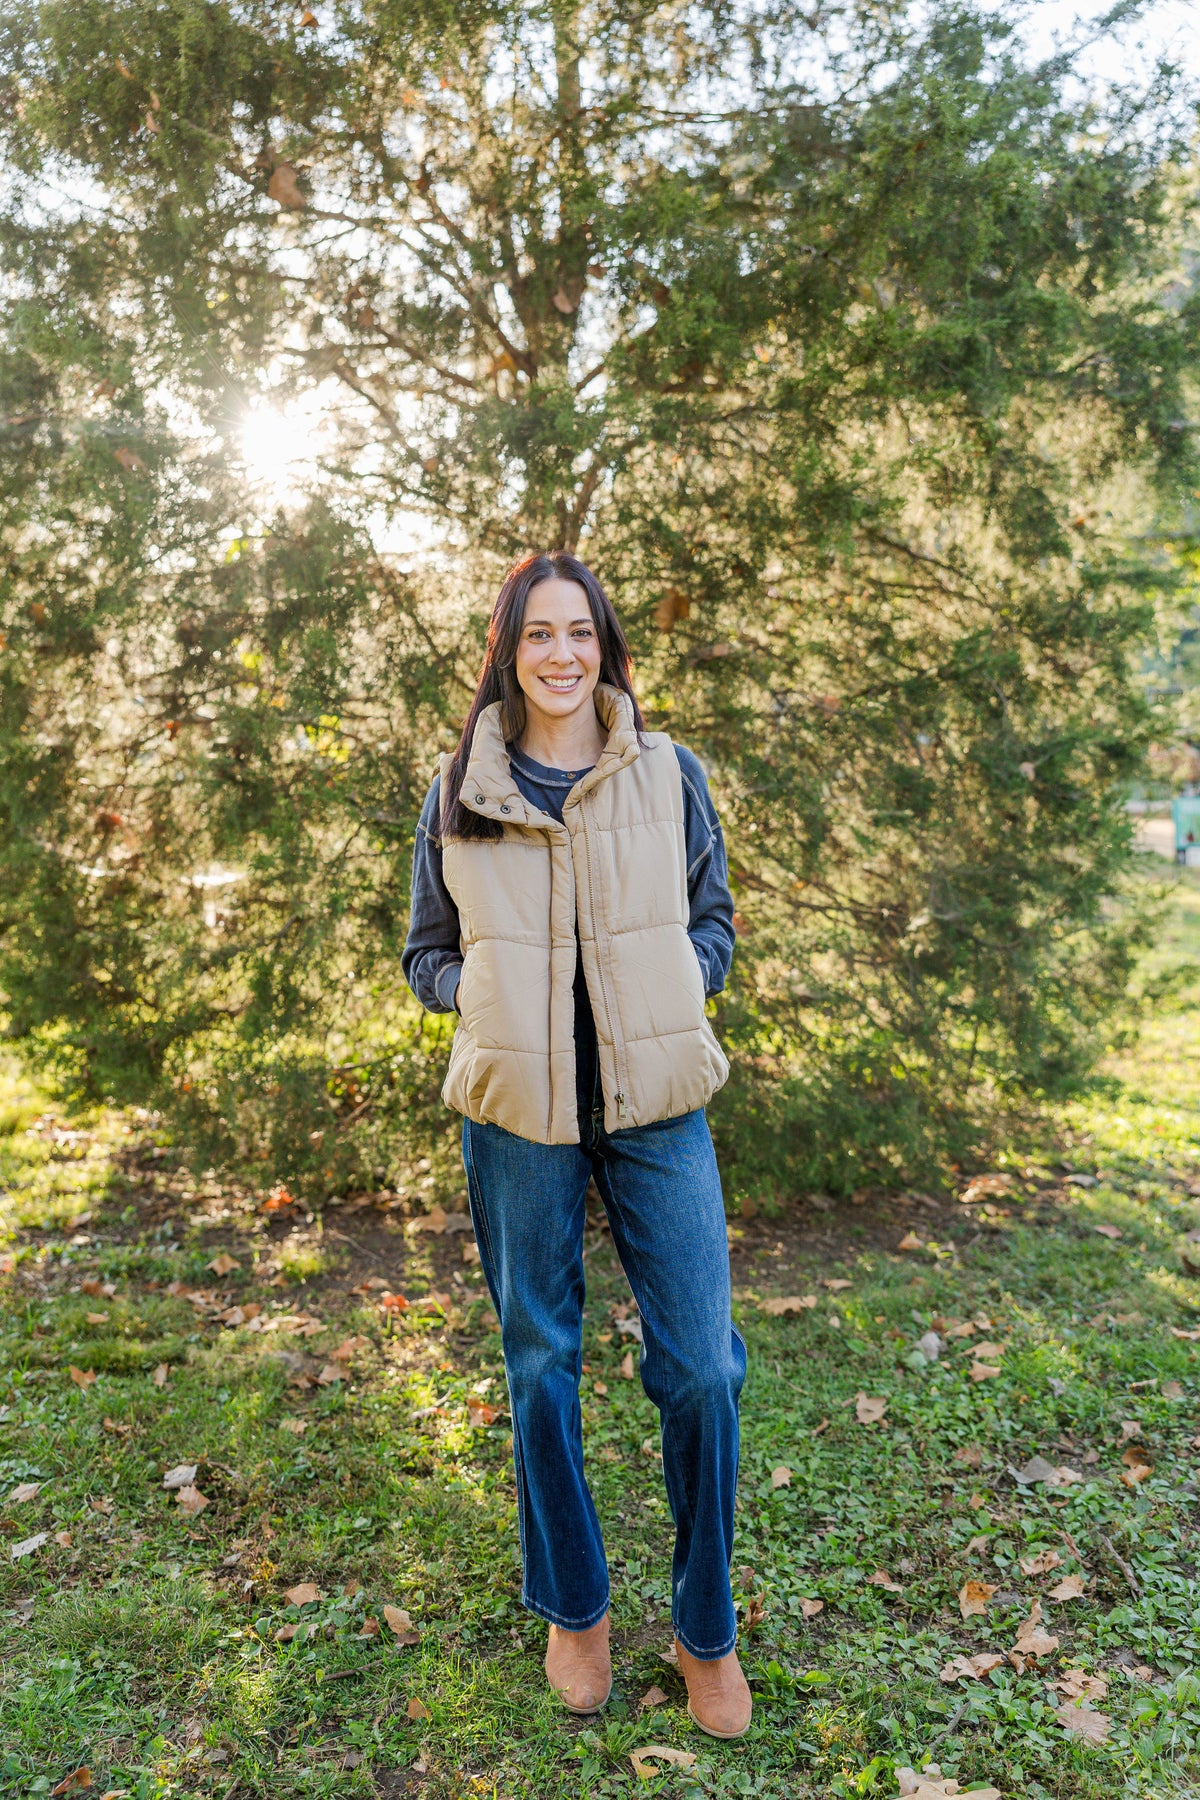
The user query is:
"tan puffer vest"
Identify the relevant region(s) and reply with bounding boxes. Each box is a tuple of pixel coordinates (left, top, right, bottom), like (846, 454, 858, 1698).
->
(438, 683, 729, 1144)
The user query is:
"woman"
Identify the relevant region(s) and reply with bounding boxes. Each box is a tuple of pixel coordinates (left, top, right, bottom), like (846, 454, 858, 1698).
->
(402, 551, 751, 1738)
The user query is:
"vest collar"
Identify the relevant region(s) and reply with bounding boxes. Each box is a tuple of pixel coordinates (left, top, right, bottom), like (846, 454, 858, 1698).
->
(461, 683, 641, 824)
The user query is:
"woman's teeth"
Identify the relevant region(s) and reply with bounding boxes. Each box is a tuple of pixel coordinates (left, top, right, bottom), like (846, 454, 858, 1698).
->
(541, 676, 581, 689)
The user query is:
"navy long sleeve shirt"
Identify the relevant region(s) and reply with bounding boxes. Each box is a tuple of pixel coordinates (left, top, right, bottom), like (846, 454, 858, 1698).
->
(402, 742, 736, 1058)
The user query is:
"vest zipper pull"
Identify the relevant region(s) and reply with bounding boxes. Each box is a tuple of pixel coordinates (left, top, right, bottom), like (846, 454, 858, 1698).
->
(616, 1092, 628, 1117)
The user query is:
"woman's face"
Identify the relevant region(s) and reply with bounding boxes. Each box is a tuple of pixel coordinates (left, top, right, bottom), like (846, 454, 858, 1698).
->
(514, 578, 603, 726)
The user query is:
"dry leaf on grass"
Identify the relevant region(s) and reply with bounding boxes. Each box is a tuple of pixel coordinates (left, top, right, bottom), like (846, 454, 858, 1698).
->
(958, 1580, 997, 1618)
(462, 1241, 481, 1265)
(868, 1569, 903, 1593)
(1093, 1224, 1123, 1240)
(176, 1485, 208, 1515)
(800, 1597, 824, 1618)
(467, 1399, 501, 1427)
(1019, 1549, 1061, 1576)
(383, 1605, 422, 1645)
(760, 1294, 818, 1314)
(629, 1746, 697, 1778)
(1056, 1668, 1108, 1701)
(49, 1771, 92, 1796)
(897, 1232, 923, 1251)
(408, 1206, 447, 1235)
(279, 1417, 308, 1435)
(406, 1697, 430, 1721)
(855, 1393, 888, 1425)
(1170, 1325, 1200, 1341)
(10, 1532, 48, 1559)
(81, 1279, 116, 1298)
(331, 1335, 371, 1362)
(68, 1366, 96, 1388)
(1121, 1461, 1152, 1486)
(1012, 1454, 1081, 1487)
(1047, 1573, 1086, 1601)
(944, 1320, 976, 1339)
(954, 1444, 984, 1469)
(939, 1652, 1004, 1683)
(1118, 1419, 1143, 1441)
(152, 1363, 170, 1388)
(620, 1352, 635, 1379)
(162, 1463, 198, 1489)
(55, 1529, 72, 1547)
(86, 1312, 109, 1325)
(824, 1278, 853, 1292)
(379, 1291, 408, 1312)
(894, 1770, 1001, 1800)
(1012, 1598, 1059, 1657)
(1056, 1701, 1111, 1742)
(285, 1582, 322, 1606)
(207, 1253, 240, 1275)
(315, 1364, 343, 1386)
(10, 1483, 41, 1503)
(358, 1617, 380, 1638)
(638, 1685, 668, 1710)
(770, 1466, 792, 1488)
(970, 1362, 1002, 1382)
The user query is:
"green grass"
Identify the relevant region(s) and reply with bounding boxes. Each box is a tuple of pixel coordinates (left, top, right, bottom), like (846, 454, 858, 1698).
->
(3, 878, 1200, 1799)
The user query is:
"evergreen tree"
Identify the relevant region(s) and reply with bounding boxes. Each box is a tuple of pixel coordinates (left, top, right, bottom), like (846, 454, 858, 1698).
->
(1, 0, 1196, 1197)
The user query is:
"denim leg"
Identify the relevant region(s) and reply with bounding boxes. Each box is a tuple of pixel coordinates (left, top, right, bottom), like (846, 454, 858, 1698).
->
(591, 1109, 746, 1659)
(461, 1116, 611, 1631)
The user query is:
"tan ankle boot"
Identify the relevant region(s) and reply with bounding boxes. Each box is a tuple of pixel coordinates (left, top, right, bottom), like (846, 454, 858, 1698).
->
(545, 1613, 612, 1714)
(674, 1637, 753, 1739)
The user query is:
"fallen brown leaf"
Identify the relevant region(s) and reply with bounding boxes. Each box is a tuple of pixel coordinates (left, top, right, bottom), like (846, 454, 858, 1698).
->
(284, 1582, 322, 1607)
(207, 1253, 240, 1275)
(331, 1335, 371, 1362)
(1019, 1549, 1061, 1576)
(1093, 1224, 1123, 1240)
(49, 1771, 92, 1796)
(939, 1652, 1003, 1683)
(637, 1684, 668, 1710)
(102, 1416, 131, 1437)
(1056, 1701, 1110, 1742)
(1121, 1461, 1152, 1486)
(867, 1569, 903, 1593)
(55, 1529, 72, 1547)
(176, 1485, 208, 1515)
(760, 1294, 818, 1314)
(855, 1393, 888, 1425)
(467, 1399, 500, 1427)
(1012, 1597, 1059, 1657)
(897, 1232, 923, 1251)
(1056, 1668, 1109, 1701)
(162, 1463, 198, 1489)
(408, 1206, 447, 1234)
(86, 1312, 109, 1325)
(68, 1366, 96, 1388)
(799, 1597, 824, 1618)
(10, 1482, 41, 1503)
(279, 1418, 308, 1435)
(970, 1362, 1002, 1382)
(383, 1604, 422, 1645)
(770, 1466, 792, 1488)
(379, 1291, 409, 1311)
(152, 1363, 170, 1388)
(954, 1444, 984, 1469)
(358, 1617, 380, 1638)
(406, 1696, 430, 1721)
(971, 1342, 1005, 1360)
(824, 1278, 852, 1291)
(958, 1580, 997, 1618)
(1047, 1573, 1086, 1601)
(315, 1364, 343, 1385)
(629, 1746, 696, 1777)
(620, 1351, 635, 1379)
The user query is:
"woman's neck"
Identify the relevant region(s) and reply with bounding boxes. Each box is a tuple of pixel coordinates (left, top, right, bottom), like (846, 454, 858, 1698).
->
(514, 702, 606, 771)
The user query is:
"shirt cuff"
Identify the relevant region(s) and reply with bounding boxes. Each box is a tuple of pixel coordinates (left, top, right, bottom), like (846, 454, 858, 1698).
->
(435, 959, 464, 1013)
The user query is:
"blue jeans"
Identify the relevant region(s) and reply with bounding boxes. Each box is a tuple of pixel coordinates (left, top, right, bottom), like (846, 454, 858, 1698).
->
(460, 1035, 746, 1659)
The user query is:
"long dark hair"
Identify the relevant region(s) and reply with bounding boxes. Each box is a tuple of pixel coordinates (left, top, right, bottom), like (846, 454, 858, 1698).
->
(440, 552, 647, 842)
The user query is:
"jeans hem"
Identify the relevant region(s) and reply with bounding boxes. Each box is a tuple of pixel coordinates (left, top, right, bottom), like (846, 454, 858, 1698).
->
(673, 1622, 738, 1660)
(522, 1590, 611, 1631)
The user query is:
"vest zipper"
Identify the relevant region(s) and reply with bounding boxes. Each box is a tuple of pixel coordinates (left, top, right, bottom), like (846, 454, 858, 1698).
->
(579, 798, 629, 1125)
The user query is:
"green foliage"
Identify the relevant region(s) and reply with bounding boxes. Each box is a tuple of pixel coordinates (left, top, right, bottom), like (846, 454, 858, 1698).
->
(0, 0, 1197, 1195)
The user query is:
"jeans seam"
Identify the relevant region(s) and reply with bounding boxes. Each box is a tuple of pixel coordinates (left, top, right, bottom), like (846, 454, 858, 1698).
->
(673, 1622, 738, 1660)
(521, 1589, 611, 1631)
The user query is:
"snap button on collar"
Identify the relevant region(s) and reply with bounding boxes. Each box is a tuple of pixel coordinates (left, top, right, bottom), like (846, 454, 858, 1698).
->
(500, 803, 511, 814)
(474, 793, 485, 804)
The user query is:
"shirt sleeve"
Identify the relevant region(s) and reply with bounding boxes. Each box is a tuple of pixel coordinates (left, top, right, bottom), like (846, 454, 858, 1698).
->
(674, 744, 737, 1000)
(401, 773, 465, 1013)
